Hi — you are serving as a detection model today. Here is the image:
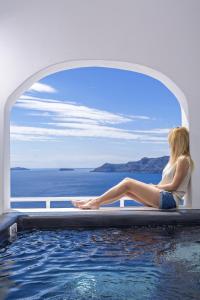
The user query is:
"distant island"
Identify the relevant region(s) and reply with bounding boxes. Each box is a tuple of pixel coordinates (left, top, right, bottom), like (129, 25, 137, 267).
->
(91, 156, 169, 173)
(11, 167, 30, 171)
(59, 168, 74, 171)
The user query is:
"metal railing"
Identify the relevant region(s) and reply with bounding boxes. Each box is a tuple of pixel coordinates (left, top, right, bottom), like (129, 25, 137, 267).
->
(10, 196, 131, 209)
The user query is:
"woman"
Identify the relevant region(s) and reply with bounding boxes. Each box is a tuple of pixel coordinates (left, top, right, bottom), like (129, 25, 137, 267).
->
(72, 126, 194, 210)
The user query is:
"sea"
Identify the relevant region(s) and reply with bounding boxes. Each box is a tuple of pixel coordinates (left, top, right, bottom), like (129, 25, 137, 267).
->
(11, 168, 162, 208)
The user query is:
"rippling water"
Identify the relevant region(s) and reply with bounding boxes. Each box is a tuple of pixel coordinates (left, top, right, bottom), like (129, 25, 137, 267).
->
(0, 226, 200, 300)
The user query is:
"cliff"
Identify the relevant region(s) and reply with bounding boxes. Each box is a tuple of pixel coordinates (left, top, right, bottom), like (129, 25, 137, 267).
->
(91, 156, 169, 173)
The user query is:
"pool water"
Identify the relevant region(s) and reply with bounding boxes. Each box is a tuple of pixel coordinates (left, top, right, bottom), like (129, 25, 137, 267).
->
(0, 226, 200, 300)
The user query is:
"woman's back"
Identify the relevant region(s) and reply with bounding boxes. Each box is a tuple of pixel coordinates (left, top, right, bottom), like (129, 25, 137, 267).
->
(160, 155, 192, 206)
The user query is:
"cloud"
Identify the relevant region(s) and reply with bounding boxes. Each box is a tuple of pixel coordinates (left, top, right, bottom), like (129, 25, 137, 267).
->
(19, 95, 60, 102)
(15, 96, 151, 125)
(10, 123, 168, 143)
(128, 114, 151, 120)
(27, 111, 53, 117)
(12, 96, 169, 143)
(27, 82, 57, 94)
(131, 128, 170, 134)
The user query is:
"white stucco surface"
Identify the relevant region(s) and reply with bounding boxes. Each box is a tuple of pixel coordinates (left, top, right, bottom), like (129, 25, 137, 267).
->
(0, 0, 199, 213)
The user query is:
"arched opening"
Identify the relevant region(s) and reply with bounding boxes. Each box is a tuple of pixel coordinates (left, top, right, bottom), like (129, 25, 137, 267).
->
(4, 60, 190, 211)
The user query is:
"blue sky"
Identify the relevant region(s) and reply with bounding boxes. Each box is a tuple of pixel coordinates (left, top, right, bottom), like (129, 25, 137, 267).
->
(10, 67, 181, 168)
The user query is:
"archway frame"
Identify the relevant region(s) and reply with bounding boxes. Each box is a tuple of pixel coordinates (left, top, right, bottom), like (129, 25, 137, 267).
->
(3, 60, 191, 211)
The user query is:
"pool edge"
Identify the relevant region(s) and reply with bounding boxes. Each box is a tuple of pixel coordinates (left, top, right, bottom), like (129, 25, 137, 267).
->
(1, 209, 200, 241)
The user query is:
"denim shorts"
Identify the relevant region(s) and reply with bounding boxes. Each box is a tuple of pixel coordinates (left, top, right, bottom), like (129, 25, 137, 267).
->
(159, 190, 177, 209)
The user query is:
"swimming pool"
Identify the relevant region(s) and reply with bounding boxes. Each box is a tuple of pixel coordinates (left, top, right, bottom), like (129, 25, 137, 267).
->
(0, 226, 200, 299)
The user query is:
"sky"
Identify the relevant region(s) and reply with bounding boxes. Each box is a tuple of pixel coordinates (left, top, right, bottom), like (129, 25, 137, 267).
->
(10, 67, 181, 168)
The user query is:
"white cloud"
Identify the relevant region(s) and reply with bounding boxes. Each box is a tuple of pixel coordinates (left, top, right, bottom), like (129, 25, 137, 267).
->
(19, 95, 60, 102)
(12, 96, 168, 143)
(128, 114, 151, 120)
(55, 117, 100, 124)
(132, 128, 170, 134)
(27, 82, 57, 94)
(27, 111, 53, 117)
(15, 96, 151, 125)
(10, 124, 168, 143)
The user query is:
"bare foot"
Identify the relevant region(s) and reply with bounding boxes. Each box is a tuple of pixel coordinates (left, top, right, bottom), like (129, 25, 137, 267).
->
(72, 199, 92, 208)
(79, 199, 100, 210)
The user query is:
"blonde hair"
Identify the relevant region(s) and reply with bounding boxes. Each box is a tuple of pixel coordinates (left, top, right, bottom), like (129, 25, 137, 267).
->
(168, 126, 194, 170)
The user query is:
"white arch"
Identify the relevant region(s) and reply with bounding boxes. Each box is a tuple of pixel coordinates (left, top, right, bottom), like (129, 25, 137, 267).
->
(3, 60, 190, 211)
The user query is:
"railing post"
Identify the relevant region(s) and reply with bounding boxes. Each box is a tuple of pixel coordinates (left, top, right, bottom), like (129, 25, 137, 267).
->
(46, 199, 50, 209)
(120, 199, 125, 208)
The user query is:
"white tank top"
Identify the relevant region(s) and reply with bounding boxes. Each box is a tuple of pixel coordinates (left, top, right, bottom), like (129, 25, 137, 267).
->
(160, 156, 192, 207)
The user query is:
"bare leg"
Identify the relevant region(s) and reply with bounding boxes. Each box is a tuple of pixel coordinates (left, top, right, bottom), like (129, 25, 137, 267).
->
(124, 178, 161, 208)
(79, 178, 161, 209)
(125, 191, 153, 207)
(72, 180, 128, 208)
(78, 179, 128, 209)
(90, 191, 152, 207)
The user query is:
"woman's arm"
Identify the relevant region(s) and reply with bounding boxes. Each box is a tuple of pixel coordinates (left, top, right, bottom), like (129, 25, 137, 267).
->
(155, 156, 189, 192)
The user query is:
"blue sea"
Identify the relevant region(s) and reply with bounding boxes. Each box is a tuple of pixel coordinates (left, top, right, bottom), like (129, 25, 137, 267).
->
(11, 169, 162, 209)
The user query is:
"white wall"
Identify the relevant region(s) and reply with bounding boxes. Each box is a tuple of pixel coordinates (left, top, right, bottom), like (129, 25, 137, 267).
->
(0, 0, 199, 213)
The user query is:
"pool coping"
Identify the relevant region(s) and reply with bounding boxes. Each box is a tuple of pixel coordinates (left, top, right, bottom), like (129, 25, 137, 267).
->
(17, 209, 200, 229)
(1, 208, 200, 244)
